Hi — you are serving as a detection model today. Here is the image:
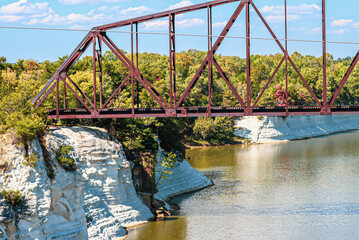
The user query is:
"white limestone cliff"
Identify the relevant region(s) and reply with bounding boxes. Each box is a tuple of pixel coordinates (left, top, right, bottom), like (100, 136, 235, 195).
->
(0, 126, 213, 239)
(234, 115, 359, 143)
(0, 127, 153, 239)
(155, 148, 213, 202)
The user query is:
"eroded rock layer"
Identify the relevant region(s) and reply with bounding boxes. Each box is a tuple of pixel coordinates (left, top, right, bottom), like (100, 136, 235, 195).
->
(235, 115, 359, 143)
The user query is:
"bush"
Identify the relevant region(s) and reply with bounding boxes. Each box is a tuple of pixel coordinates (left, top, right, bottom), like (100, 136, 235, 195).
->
(1, 189, 22, 207)
(47, 171, 56, 179)
(193, 117, 235, 143)
(14, 115, 45, 144)
(155, 151, 178, 187)
(23, 153, 38, 168)
(56, 145, 76, 171)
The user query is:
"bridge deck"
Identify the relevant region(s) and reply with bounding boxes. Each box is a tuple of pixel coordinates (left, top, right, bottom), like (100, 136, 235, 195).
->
(47, 106, 359, 119)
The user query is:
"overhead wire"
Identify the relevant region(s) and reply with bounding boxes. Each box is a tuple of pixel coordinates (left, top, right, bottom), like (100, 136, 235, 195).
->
(0, 25, 359, 45)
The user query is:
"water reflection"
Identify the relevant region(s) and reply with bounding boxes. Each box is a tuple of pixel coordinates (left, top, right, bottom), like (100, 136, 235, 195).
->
(127, 216, 188, 240)
(128, 131, 359, 240)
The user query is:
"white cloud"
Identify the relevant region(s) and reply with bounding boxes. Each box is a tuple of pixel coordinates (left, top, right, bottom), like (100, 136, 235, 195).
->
(0, 0, 52, 15)
(8, 1, 153, 27)
(265, 15, 300, 23)
(289, 26, 306, 32)
(120, 5, 152, 16)
(310, 27, 321, 33)
(143, 18, 204, 30)
(143, 20, 168, 30)
(213, 21, 227, 28)
(260, 4, 320, 24)
(331, 19, 353, 27)
(261, 4, 320, 15)
(353, 22, 359, 28)
(177, 18, 204, 28)
(332, 28, 348, 34)
(0, 0, 54, 24)
(59, 0, 126, 5)
(0, 15, 24, 22)
(167, 0, 194, 10)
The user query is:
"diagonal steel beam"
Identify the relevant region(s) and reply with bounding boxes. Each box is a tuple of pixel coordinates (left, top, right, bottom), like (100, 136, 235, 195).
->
(32, 34, 93, 106)
(250, 0, 322, 107)
(99, 75, 130, 112)
(35, 83, 56, 108)
(104, 35, 170, 109)
(60, 76, 93, 113)
(253, 56, 285, 108)
(329, 51, 359, 107)
(175, 1, 245, 108)
(65, 74, 95, 108)
(212, 57, 246, 108)
(100, 34, 170, 109)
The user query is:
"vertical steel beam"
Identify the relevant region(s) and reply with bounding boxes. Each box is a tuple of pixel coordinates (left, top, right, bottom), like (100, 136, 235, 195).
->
(285, 0, 289, 114)
(93, 37, 97, 112)
(208, 4, 213, 115)
(322, 0, 329, 113)
(56, 77, 59, 118)
(136, 23, 139, 108)
(246, 1, 251, 114)
(169, 14, 173, 108)
(169, 14, 177, 108)
(97, 36, 103, 108)
(131, 22, 135, 115)
(63, 76, 66, 109)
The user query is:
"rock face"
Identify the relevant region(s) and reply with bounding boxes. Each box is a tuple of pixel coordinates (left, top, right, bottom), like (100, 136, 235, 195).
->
(0, 126, 213, 239)
(0, 127, 153, 239)
(235, 115, 359, 143)
(155, 149, 213, 202)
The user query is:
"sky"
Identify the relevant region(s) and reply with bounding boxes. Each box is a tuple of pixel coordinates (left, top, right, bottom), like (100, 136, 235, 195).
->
(0, 0, 358, 63)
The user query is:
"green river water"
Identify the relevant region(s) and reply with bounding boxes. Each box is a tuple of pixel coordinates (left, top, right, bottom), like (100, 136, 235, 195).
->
(127, 130, 359, 240)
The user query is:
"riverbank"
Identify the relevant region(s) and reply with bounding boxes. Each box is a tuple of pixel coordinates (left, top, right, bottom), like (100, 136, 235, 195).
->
(234, 115, 359, 143)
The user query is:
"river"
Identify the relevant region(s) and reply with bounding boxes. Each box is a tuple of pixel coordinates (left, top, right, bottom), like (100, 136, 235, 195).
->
(127, 131, 359, 240)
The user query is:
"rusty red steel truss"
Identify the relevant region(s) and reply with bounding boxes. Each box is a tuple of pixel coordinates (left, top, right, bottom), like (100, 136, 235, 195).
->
(32, 0, 359, 119)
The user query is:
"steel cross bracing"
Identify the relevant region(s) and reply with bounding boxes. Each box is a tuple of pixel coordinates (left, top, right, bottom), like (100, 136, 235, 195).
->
(33, 0, 359, 119)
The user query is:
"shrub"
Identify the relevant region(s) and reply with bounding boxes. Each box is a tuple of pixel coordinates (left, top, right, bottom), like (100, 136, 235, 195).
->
(155, 151, 178, 187)
(193, 117, 235, 143)
(47, 171, 56, 179)
(1, 189, 22, 207)
(23, 153, 38, 168)
(15, 115, 45, 144)
(56, 145, 76, 171)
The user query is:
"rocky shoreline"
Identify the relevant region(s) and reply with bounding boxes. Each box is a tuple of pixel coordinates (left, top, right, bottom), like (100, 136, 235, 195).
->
(234, 115, 359, 143)
(0, 126, 213, 239)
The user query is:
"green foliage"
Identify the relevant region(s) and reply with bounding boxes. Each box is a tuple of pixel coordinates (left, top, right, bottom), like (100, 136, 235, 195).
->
(23, 153, 39, 168)
(0, 60, 47, 145)
(56, 145, 76, 171)
(47, 171, 56, 179)
(1, 189, 22, 207)
(193, 117, 235, 144)
(155, 151, 178, 187)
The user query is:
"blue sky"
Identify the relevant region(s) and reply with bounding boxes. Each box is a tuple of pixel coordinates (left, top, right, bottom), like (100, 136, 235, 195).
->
(0, 0, 358, 63)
